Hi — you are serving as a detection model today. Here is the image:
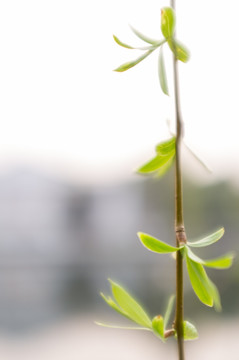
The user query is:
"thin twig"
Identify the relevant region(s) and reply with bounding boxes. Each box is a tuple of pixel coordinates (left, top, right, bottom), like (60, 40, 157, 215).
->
(171, 0, 186, 359)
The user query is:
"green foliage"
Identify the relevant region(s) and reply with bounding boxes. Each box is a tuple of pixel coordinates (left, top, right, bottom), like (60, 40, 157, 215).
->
(114, 49, 154, 72)
(138, 232, 180, 253)
(102, 279, 152, 328)
(161, 7, 175, 38)
(186, 256, 214, 307)
(137, 137, 175, 176)
(183, 321, 198, 340)
(98, 3, 235, 353)
(167, 39, 189, 63)
(158, 48, 169, 95)
(163, 295, 175, 330)
(98, 284, 198, 341)
(187, 228, 224, 247)
(136, 227, 233, 309)
(130, 26, 160, 45)
(113, 6, 188, 95)
(152, 315, 165, 340)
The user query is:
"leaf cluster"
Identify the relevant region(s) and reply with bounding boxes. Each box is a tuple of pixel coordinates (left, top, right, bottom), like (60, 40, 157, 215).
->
(138, 228, 234, 310)
(97, 280, 198, 341)
(113, 7, 189, 95)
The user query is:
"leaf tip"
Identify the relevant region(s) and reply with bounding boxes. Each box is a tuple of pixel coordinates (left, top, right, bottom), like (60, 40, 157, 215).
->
(137, 232, 144, 242)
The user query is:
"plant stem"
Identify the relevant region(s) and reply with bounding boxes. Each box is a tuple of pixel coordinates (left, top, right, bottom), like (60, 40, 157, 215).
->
(171, 0, 186, 359)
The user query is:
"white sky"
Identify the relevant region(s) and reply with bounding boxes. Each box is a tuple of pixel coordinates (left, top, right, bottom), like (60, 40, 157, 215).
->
(0, 0, 238, 185)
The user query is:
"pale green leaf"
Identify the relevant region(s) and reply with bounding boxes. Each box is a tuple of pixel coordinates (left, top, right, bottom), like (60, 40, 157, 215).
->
(113, 35, 135, 49)
(207, 279, 222, 312)
(109, 279, 152, 328)
(152, 315, 165, 341)
(130, 26, 160, 45)
(137, 137, 175, 175)
(155, 137, 175, 155)
(186, 246, 234, 269)
(137, 153, 174, 174)
(100, 293, 130, 319)
(187, 228, 225, 248)
(183, 140, 212, 173)
(168, 38, 189, 62)
(164, 295, 175, 330)
(203, 252, 235, 269)
(113, 35, 155, 51)
(186, 256, 213, 307)
(158, 48, 169, 95)
(154, 155, 175, 178)
(114, 50, 154, 72)
(183, 321, 198, 340)
(161, 7, 175, 39)
(185, 246, 205, 264)
(138, 232, 180, 253)
(95, 322, 151, 331)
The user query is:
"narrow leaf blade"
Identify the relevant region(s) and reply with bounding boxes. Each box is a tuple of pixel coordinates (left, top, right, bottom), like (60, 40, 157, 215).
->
(158, 48, 169, 95)
(187, 228, 225, 248)
(186, 246, 205, 264)
(204, 252, 235, 269)
(109, 279, 152, 328)
(114, 50, 153, 72)
(100, 293, 129, 319)
(207, 279, 222, 312)
(130, 26, 160, 45)
(113, 35, 134, 49)
(186, 256, 213, 307)
(164, 295, 175, 330)
(183, 140, 212, 173)
(95, 322, 151, 331)
(138, 232, 180, 253)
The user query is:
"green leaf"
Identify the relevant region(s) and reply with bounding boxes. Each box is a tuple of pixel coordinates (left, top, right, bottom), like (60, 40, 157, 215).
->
(155, 137, 175, 155)
(113, 35, 155, 51)
(207, 279, 222, 312)
(186, 255, 213, 307)
(113, 35, 135, 49)
(137, 153, 174, 174)
(100, 293, 129, 319)
(161, 7, 175, 39)
(183, 321, 198, 340)
(158, 47, 169, 95)
(114, 49, 154, 72)
(152, 315, 165, 341)
(164, 295, 175, 330)
(185, 246, 205, 264)
(137, 137, 175, 176)
(95, 322, 151, 331)
(187, 246, 234, 269)
(138, 232, 180, 254)
(155, 155, 175, 178)
(187, 228, 225, 248)
(203, 252, 235, 269)
(108, 279, 152, 328)
(130, 26, 160, 45)
(168, 38, 190, 63)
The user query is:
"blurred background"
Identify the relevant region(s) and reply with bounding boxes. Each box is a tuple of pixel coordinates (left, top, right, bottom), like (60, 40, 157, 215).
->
(0, 0, 238, 359)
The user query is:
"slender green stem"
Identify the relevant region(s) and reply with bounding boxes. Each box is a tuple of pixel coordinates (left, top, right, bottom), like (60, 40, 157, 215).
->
(171, 0, 186, 359)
